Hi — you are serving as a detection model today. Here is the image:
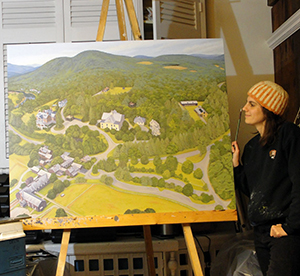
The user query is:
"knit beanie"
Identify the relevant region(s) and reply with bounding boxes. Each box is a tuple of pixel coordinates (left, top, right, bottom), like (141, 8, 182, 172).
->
(247, 81, 289, 115)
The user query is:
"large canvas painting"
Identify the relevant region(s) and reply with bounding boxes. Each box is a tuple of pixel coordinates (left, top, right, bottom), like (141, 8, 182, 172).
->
(7, 39, 235, 225)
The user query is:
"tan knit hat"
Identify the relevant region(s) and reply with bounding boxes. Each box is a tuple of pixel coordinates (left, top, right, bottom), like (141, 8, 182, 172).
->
(247, 81, 289, 115)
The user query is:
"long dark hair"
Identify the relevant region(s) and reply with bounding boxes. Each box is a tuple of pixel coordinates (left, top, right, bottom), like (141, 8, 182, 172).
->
(260, 107, 285, 146)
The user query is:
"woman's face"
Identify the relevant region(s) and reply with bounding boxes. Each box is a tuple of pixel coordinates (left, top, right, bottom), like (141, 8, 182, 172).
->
(243, 96, 266, 131)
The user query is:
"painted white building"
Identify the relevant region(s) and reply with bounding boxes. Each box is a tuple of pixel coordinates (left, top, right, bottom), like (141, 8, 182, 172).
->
(58, 99, 67, 108)
(194, 106, 208, 118)
(150, 119, 161, 136)
(99, 110, 125, 131)
(134, 116, 146, 126)
(36, 109, 56, 129)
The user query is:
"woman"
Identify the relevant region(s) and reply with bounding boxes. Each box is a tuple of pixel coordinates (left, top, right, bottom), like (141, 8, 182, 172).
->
(232, 81, 300, 276)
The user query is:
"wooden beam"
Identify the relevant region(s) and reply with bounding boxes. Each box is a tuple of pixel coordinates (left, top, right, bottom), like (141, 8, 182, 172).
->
(182, 224, 204, 276)
(22, 210, 237, 230)
(56, 229, 71, 276)
(124, 0, 142, 40)
(143, 225, 156, 276)
(96, 0, 110, 41)
(268, 0, 280, 6)
(115, 0, 128, 40)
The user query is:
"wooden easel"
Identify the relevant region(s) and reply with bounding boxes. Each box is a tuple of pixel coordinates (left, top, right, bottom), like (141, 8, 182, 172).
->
(96, 0, 142, 41)
(55, 1, 204, 275)
(55, 224, 204, 276)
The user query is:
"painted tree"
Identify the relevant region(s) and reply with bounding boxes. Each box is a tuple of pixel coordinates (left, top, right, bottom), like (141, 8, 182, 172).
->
(193, 168, 203, 179)
(182, 160, 194, 174)
(55, 109, 64, 129)
(182, 183, 194, 197)
(56, 208, 67, 217)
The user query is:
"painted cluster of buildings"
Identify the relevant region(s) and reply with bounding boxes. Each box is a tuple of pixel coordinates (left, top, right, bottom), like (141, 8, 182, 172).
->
(99, 110, 161, 136)
(36, 109, 56, 130)
(16, 172, 50, 212)
(35, 99, 67, 130)
(38, 145, 53, 167)
(38, 146, 85, 178)
(49, 154, 83, 178)
(180, 101, 208, 118)
(29, 88, 41, 94)
(16, 145, 89, 212)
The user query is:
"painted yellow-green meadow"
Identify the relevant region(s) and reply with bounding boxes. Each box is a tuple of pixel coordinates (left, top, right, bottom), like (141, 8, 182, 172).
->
(68, 184, 195, 216)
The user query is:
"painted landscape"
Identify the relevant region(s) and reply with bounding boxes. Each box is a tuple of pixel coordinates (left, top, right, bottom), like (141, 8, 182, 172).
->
(7, 39, 235, 219)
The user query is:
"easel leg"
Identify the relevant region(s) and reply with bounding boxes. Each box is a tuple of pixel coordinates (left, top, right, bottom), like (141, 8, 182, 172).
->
(115, 0, 128, 40)
(182, 224, 204, 276)
(123, 0, 142, 40)
(143, 225, 156, 276)
(96, 0, 110, 41)
(56, 229, 71, 276)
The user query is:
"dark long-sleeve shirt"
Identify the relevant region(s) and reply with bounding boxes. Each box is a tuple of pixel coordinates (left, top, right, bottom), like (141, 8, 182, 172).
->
(234, 121, 300, 234)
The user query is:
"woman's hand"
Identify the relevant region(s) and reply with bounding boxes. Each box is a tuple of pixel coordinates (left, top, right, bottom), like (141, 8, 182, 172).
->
(232, 141, 240, 167)
(270, 224, 288, 238)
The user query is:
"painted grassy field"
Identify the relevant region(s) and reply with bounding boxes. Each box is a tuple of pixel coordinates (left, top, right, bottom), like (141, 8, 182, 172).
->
(64, 183, 195, 216)
(42, 207, 57, 219)
(9, 154, 30, 181)
(184, 103, 204, 121)
(8, 92, 21, 106)
(176, 163, 207, 191)
(10, 190, 17, 202)
(107, 87, 132, 95)
(54, 183, 92, 206)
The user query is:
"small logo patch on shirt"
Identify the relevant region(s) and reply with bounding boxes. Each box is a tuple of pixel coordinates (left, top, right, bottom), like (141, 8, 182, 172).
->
(269, 150, 276, 159)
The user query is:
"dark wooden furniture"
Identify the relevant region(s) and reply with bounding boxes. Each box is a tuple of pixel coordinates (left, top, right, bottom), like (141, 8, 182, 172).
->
(268, 1, 300, 122)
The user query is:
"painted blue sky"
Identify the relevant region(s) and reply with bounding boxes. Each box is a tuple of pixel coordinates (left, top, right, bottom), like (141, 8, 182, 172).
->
(7, 39, 224, 66)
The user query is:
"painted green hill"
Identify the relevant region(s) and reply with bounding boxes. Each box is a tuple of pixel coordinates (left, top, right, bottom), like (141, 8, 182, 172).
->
(8, 50, 225, 93)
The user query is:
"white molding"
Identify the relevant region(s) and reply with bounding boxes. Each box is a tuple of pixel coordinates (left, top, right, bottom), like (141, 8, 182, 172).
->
(267, 8, 300, 49)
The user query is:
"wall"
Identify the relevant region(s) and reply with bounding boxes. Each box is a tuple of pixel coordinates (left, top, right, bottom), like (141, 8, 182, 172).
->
(206, 0, 274, 149)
